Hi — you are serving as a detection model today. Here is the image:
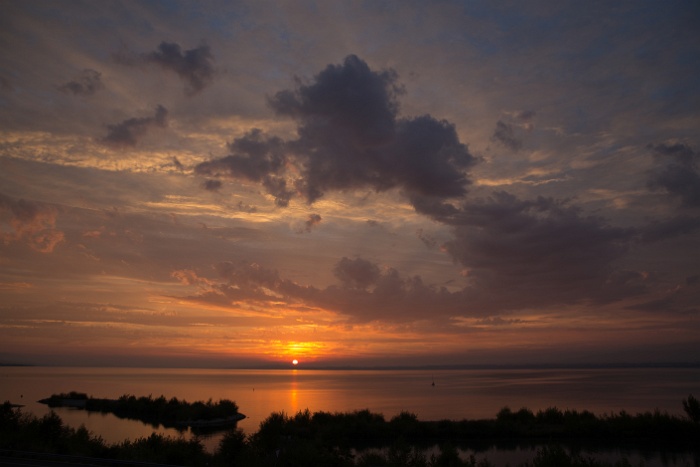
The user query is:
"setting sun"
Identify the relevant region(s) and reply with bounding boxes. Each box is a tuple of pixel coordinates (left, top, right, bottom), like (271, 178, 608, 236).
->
(292, 359, 299, 365)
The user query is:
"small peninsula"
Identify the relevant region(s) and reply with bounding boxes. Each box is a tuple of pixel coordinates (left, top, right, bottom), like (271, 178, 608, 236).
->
(38, 392, 245, 429)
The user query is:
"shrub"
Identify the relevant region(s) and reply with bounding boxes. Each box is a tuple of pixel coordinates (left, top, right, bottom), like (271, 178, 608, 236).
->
(682, 394, 700, 423)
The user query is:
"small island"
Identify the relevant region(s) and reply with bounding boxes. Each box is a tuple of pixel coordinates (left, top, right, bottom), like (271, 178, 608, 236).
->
(38, 391, 245, 430)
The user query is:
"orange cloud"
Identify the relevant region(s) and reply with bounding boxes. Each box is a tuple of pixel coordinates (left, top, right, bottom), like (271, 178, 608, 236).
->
(0, 194, 64, 253)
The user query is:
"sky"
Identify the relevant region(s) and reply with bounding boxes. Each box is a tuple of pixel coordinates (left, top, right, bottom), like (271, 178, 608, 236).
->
(1, 1, 699, 368)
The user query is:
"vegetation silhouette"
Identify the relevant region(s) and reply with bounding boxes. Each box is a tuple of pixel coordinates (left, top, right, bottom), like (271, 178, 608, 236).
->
(3, 397, 700, 466)
(38, 392, 244, 430)
(682, 394, 700, 424)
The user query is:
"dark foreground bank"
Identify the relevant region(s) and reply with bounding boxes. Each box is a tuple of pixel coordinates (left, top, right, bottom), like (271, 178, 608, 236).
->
(37, 392, 245, 430)
(2, 397, 700, 466)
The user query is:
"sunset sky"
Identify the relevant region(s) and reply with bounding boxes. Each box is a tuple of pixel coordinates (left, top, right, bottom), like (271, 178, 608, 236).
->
(1, 1, 699, 368)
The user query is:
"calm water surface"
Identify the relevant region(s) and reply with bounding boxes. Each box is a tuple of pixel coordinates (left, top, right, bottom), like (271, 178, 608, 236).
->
(2, 366, 699, 463)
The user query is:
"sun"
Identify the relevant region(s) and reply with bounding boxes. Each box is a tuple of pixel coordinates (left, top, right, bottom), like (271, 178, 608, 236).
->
(292, 359, 299, 366)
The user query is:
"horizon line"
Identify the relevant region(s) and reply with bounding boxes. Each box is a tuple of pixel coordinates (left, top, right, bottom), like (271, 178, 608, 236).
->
(2, 361, 699, 370)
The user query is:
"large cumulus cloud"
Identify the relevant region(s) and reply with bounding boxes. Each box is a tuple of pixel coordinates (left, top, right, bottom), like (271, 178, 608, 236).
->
(196, 55, 477, 207)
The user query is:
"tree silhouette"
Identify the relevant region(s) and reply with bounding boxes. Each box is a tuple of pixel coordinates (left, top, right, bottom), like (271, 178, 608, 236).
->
(682, 394, 700, 423)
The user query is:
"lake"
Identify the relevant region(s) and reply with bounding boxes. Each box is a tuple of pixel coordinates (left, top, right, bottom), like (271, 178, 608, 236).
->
(2, 366, 699, 464)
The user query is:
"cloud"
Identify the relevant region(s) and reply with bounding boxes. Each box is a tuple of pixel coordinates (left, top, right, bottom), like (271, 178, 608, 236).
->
(57, 69, 103, 96)
(196, 55, 477, 208)
(203, 179, 222, 191)
(0, 193, 64, 253)
(172, 157, 184, 172)
(184, 258, 467, 322)
(270, 54, 402, 146)
(292, 213, 322, 234)
(195, 129, 293, 206)
(492, 120, 522, 151)
(116, 42, 215, 95)
(303, 213, 322, 233)
(474, 317, 523, 326)
(648, 142, 700, 207)
(640, 215, 700, 242)
(438, 191, 638, 308)
(491, 110, 535, 151)
(333, 257, 381, 290)
(236, 201, 257, 213)
(101, 105, 168, 147)
(187, 252, 647, 325)
(191, 55, 648, 313)
(0, 75, 12, 91)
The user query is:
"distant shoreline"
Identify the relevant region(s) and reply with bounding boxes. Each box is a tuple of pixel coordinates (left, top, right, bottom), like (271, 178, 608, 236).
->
(3, 362, 699, 370)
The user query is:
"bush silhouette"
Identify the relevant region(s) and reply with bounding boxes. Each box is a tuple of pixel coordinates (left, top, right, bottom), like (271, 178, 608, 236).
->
(682, 394, 700, 423)
(4, 399, 700, 466)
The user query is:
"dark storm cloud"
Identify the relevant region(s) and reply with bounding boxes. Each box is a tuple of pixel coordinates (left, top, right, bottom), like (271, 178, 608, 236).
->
(648, 142, 700, 207)
(57, 69, 103, 96)
(101, 105, 168, 147)
(197, 55, 477, 207)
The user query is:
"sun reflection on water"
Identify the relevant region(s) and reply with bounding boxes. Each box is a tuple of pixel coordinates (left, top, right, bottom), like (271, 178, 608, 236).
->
(289, 370, 298, 414)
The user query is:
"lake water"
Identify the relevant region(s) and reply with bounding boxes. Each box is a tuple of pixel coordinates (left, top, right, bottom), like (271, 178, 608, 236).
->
(2, 366, 699, 464)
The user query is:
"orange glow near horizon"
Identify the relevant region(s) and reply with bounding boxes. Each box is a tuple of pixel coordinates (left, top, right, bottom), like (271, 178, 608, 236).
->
(277, 340, 325, 360)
